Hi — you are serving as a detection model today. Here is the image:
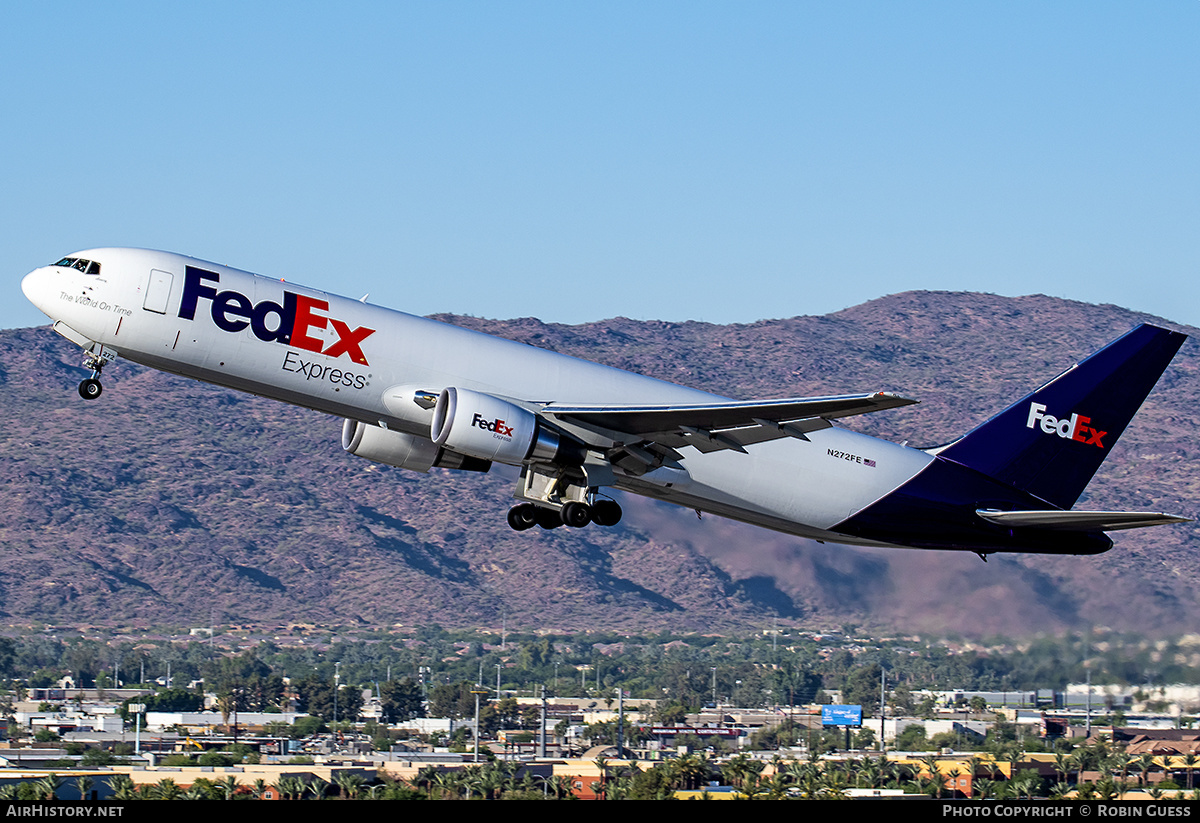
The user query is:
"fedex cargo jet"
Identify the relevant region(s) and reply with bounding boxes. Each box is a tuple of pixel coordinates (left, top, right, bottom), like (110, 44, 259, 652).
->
(21, 248, 1190, 557)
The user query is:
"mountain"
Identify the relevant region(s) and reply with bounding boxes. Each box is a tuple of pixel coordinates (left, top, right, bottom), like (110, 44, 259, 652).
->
(1, 291, 1196, 636)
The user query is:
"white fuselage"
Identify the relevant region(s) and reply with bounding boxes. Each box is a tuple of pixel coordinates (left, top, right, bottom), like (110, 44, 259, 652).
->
(22, 248, 933, 545)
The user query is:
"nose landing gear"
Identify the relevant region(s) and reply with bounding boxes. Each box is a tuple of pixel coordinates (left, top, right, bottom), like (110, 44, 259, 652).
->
(77, 349, 112, 400)
(78, 377, 103, 400)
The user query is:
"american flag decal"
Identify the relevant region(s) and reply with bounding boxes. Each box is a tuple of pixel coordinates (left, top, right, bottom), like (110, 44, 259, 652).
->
(864, 459, 876, 467)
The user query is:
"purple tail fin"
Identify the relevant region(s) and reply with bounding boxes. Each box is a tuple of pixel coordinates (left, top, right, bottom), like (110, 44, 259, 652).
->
(935, 324, 1186, 509)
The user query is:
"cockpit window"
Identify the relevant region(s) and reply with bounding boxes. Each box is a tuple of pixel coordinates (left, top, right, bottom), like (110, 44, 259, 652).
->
(51, 257, 100, 275)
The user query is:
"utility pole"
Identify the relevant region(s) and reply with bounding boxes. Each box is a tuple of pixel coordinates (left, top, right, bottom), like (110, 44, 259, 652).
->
(128, 703, 145, 756)
(1086, 669, 1092, 736)
(471, 684, 489, 763)
(538, 685, 547, 759)
(880, 667, 886, 752)
(616, 687, 625, 758)
(333, 662, 341, 735)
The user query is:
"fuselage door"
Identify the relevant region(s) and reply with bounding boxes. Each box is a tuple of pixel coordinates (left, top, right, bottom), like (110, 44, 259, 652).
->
(143, 269, 174, 314)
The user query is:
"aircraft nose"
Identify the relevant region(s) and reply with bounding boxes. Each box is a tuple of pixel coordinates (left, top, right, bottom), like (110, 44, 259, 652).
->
(22, 267, 53, 316)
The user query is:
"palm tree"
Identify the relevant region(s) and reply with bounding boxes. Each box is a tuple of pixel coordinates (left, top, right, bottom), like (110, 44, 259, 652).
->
(152, 778, 182, 801)
(964, 755, 982, 795)
(786, 759, 821, 799)
(1108, 751, 1132, 798)
(722, 752, 763, 791)
(1136, 753, 1156, 788)
(921, 754, 943, 798)
(674, 753, 712, 790)
(945, 766, 962, 798)
(877, 755, 898, 788)
(593, 755, 610, 799)
(181, 784, 210, 801)
(72, 775, 93, 802)
(34, 774, 61, 802)
(1048, 780, 1074, 800)
(972, 777, 997, 799)
(600, 768, 634, 801)
(479, 765, 508, 800)
(332, 771, 364, 800)
(276, 776, 306, 800)
(1005, 748, 1025, 784)
(1182, 753, 1198, 790)
(516, 769, 539, 797)
(432, 770, 459, 800)
(413, 764, 440, 795)
(105, 775, 138, 801)
(858, 756, 881, 790)
(821, 768, 849, 800)
(188, 777, 218, 800)
(1069, 746, 1090, 785)
(216, 774, 240, 800)
(756, 771, 786, 801)
(547, 774, 575, 800)
(1053, 752, 1072, 787)
(1096, 775, 1120, 800)
(738, 770, 763, 799)
(1011, 771, 1040, 800)
(307, 775, 329, 800)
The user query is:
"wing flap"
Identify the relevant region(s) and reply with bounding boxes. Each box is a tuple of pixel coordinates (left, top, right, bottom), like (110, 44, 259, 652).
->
(977, 509, 1192, 532)
(544, 392, 916, 453)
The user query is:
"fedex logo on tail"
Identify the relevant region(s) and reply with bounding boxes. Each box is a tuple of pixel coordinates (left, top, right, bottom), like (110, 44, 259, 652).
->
(179, 267, 375, 366)
(1026, 402, 1107, 448)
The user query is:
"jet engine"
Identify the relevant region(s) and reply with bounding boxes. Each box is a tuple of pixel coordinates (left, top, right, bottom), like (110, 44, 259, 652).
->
(430, 387, 585, 466)
(341, 419, 491, 473)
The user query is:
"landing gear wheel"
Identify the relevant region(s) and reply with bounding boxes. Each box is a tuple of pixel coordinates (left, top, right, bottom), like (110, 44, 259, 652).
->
(591, 499, 622, 527)
(78, 378, 103, 400)
(535, 507, 564, 529)
(561, 501, 592, 528)
(507, 504, 538, 531)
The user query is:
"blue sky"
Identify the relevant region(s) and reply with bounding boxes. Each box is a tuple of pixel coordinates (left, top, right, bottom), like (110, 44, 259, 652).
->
(4, 2, 1197, 331)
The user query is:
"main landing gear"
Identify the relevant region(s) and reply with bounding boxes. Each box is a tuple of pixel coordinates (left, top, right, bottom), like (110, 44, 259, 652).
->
(507, 499, 623, 531)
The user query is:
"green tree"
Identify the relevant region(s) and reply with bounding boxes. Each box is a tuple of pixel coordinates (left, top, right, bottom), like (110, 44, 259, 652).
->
(427, 682, 477, 719)
(842, 664, 883, 713)
(121, 688, 202, 719)
(295, 674, 362, 722)
(379, 678, 422, 722)
(626, 764, 676, 800)
(653, 701, 689, 724)
(895, 723, 929, 750)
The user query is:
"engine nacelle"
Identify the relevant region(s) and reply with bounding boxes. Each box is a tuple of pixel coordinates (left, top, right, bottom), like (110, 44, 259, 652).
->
(341, 419, 491, 473)
(430, 387, 585, 466)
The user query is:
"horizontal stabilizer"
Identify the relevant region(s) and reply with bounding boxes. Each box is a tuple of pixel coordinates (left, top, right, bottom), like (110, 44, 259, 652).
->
(977, 509, 1192, 532)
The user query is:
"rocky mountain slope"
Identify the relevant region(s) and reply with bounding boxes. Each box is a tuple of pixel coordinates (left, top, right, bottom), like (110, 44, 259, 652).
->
(1, 291, 1196, 636)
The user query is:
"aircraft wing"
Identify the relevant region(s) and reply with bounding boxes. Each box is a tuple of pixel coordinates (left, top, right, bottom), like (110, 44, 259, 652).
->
(977, 509, 1192, 532)
(543, 392, 917, 455)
